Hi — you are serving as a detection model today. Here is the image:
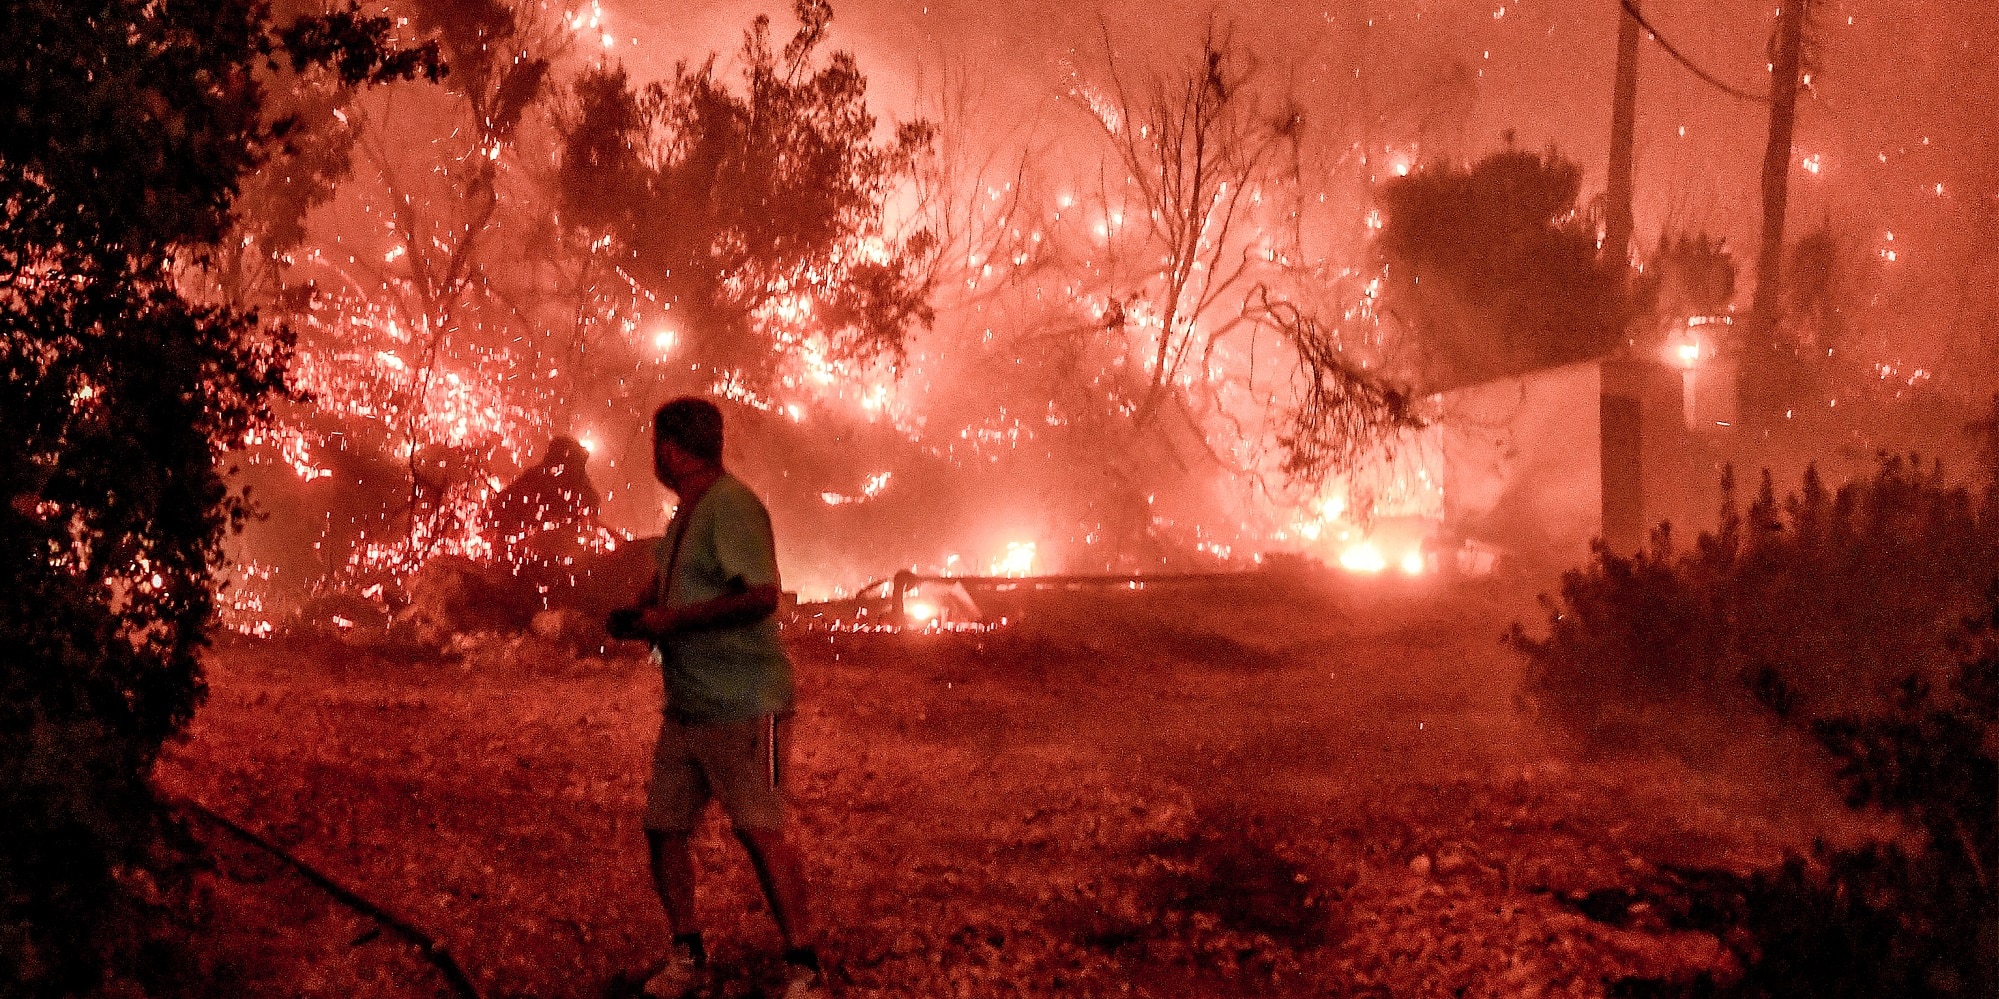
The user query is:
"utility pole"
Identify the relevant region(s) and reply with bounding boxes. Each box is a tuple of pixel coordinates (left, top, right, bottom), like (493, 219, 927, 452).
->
(1600, 3, 1645, 556)
(1746, 0, 1808, 418)
(1604, 0, 1642, 269)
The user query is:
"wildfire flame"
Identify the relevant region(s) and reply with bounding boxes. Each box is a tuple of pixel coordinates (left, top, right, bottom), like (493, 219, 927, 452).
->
(992, 541, 1037, 577)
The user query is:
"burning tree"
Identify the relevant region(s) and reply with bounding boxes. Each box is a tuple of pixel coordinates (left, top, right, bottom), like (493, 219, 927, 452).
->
(315, 0, 574, 572)
(1035, 25, 1419, 559)
(0, 3, 437, 990)
(184, 0, 940, 625)
(1081, 24, 1301, 436)
(557, 0, 935, 396)
(789, 25, 1433, 573)
(214, 0, 664, 607)
(196, 0, 560, 606)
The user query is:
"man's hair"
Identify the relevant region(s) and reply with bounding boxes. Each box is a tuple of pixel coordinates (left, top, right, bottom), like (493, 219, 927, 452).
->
(653, 397, 724, 463)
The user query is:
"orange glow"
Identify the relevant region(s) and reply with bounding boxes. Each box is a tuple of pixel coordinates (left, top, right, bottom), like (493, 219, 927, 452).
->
(992, 541, 1037, 577)
(1338, 542, 1387, 573)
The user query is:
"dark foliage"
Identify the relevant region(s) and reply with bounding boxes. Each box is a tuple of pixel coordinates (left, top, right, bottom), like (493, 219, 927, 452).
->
(1376, 147, 1630, 391)
(555, 0, 934, 382)
(1781, 228, 1853, 354)
(0, 3, 435, 993)
(1512, 459, 1997, 997)
(1512, 457, 1998, 751)
(1606, 609, 1996, 999)
(1745, 226, 1866, 418)
(221, 4, 451, 304)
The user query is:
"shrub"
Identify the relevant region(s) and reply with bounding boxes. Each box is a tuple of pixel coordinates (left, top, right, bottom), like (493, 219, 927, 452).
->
(0, 6, 435, 994)
(1609, 599, 1996, 999)
(1511, 457, 1998, 753)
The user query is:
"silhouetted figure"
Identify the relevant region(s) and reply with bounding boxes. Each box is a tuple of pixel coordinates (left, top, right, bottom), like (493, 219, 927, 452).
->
(487, 435, 600, 543)
(606, 398, 823, 997)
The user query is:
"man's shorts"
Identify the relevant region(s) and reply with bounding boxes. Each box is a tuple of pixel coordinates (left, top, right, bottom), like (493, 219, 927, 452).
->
(644, 713, 788, 833)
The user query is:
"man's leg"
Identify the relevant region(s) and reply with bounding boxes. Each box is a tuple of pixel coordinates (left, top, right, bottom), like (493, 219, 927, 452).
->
(645, 829, 700, 934)
(641, 831, 707, 996)
(700, 715, 824, 994)
(642, 718, 710, 996)
(736, 826, 817, 950)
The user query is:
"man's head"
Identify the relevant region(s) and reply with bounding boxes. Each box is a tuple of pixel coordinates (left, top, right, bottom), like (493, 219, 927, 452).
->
(653, 397, 724, 490)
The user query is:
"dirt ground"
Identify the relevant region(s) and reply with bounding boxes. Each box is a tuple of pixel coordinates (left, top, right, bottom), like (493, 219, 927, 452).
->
(155, 570, 1876, 998)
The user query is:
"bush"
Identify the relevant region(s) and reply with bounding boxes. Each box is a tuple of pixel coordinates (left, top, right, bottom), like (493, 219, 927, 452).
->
(1513, 457, 1997, 996)
(0, 6, 435, 994)
(1512, 457, 1998, 753)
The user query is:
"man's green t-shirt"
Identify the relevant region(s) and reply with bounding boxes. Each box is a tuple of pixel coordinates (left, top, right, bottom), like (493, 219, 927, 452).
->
(654, 473, 794, 724)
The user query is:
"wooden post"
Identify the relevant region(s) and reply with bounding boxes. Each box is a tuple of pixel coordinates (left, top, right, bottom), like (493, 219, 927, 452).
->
(892, 569, 915, 630)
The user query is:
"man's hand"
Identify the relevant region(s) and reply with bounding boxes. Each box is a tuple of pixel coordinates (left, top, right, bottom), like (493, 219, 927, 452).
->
(635, 606, 685, 639)
(606, 605, 689, 642)
(606, 606, 649, 641)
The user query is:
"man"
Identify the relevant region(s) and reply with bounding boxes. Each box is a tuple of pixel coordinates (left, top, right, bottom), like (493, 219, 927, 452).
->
(608, 398, 823, 998)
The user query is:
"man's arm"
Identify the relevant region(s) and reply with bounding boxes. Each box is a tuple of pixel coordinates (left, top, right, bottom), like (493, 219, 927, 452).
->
(632, 482, 783, 640)
(637, 580, 779, 638)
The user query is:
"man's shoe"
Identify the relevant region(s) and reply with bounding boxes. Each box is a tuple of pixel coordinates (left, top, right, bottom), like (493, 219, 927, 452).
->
(780, 962, 829, 999)
(640, 949, 705, 999)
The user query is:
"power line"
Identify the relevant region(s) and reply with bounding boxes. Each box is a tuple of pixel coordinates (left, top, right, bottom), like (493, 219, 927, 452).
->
(1620, 0, 1770, 105)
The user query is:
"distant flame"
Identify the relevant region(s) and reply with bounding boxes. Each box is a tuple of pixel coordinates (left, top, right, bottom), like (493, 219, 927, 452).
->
(993, 541, 1037, 577)
(1338, 541, 1387, 573)
(820, 471, 893, 506)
